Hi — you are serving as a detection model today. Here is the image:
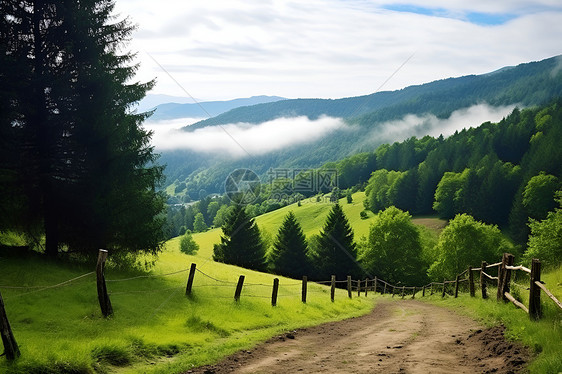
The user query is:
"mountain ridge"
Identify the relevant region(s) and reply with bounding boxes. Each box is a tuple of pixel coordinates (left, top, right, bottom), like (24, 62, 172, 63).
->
(147, 95, 286, 121)
(183, 55, 562, 131)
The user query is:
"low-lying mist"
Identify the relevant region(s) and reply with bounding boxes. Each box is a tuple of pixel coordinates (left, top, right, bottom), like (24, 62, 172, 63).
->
(361, 103, 517, 148)
(144, 103, 517, 159)
(143, 115, 346, 157)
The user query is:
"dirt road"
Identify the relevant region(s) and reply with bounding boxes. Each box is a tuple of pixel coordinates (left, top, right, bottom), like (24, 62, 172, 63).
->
(187, 300, 529, 374)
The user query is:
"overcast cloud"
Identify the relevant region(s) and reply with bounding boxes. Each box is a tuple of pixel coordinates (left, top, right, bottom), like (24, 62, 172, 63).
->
(115, 0, 562, 101)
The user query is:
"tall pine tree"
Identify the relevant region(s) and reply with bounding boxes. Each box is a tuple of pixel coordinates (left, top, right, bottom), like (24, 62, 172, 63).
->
(269, 211, 309, 278)
(0, 0, 165, 257)
(213, 204, 266, 271)
(312, 203, 358, 280)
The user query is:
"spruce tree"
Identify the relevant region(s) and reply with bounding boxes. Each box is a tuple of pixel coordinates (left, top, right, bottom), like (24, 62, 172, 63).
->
(213, 204, 266, 271)
(0, 0, 165, 257)
(270, 211, 309, 278)
(312, 203, 358, 280)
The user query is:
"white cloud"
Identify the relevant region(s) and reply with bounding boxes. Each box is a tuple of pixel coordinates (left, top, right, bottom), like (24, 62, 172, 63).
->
(143, 116, 346, 157)
(113, 0, 562, 101)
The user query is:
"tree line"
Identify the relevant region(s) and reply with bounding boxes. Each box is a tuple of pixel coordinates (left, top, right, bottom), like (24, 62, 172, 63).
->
(329, 101, 562, 245)
(202, 193, 561, 286)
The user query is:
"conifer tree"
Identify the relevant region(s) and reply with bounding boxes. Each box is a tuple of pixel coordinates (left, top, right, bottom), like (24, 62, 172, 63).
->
(312, 203, 358, 280)
(269, 211, 310, 278)
(213, 204, 266, 271)
(0, 0, 165, 257)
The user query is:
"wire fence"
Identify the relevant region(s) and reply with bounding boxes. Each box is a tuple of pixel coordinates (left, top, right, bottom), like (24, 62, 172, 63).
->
(1, 250, 561, 362)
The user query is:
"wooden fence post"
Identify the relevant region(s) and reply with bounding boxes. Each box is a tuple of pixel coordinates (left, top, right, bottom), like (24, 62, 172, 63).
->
(392, 285, 396, 297)
(454, 275, 460, 298)
(422, 285, 426, 297)
(383, 282, 387, 295)
(271, 278, 279, 307)
(0, 290, 20, 360)
(185, 263, 196, 296)
(373, 277, 378, 294)
(498, 253, 514, 302)
(96, 249, 113, 317)
(480, 261, 488, 299)
(401, 286, 405, 299)
(442, 280, 446, 298)
(468, 266, 475, 297)
(364, 279, 369, 297)
(430, 283, 434, 295)
(331, 275, 336, 302)
(529, 259, 542, 320)
(496, 253, 507, 301)
(347, 276, 352, 299)
(357, 280, 361, 297)
(412, 287, 416, 299)
(302, 276, 307, 303)
(234, 275, 245, 302)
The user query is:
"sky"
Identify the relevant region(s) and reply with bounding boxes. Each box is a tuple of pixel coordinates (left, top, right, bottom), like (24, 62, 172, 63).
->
(114, 0, 562, 102)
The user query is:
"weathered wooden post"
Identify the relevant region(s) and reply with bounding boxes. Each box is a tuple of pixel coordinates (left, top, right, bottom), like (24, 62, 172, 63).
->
(496, 254, 507, 301)
(422, 285, 426, 297)
(373, 277, 378, 294)
(347, 276, 352, 298)
(271, 278, 279, 307)
(454, 274, 460, 298)
(185, 263, 196, 296)
(364, 279, 369, 297)
(392, 285, 396, 297)
(529, 259, 542, 320)
(383, 282, 387, 295)
(330, 275, 336, 302)
(401, 286, 405, 299)
(498, 253, 514, 302)
(96, 249, 113, 317)
(357, 280, 361, 297)
(480, 261, 488, 299)
(430, 282, 434, 295)
(468, 266, 475, 297)
(234, 275, 245, 302)
(301, 276, 308, 303)
(411, 287, 416, 299)
(441, 280, 446, 298)
(0, 290, 20, 360)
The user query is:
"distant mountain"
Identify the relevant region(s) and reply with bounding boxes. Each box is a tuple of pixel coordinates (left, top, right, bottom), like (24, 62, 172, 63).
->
(136, 94, 200, 112)
(146, 95, 286, 121)
(185, 56, 562, 131)
(160, 55, 562, 197)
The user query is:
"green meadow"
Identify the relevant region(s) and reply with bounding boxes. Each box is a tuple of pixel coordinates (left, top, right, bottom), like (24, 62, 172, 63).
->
(0, 235, 377, 374)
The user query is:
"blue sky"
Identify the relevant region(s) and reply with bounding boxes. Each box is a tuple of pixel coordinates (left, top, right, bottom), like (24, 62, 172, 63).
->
(115, 0, 562, 101)
(381, 4, 517, 25)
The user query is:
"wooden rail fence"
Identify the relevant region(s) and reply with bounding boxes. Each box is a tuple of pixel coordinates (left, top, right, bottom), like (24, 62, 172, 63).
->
(1, 250, 561, 362)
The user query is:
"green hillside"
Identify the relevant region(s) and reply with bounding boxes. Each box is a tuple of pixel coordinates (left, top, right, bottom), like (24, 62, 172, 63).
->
(190, 191, 446, 260)
(161, 55, 562, 196)
(0, 241, 376, 374)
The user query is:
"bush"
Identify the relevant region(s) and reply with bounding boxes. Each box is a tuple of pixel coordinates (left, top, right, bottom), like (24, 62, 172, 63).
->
(180, 231, 199, 255)
(524, 190, 562, 268)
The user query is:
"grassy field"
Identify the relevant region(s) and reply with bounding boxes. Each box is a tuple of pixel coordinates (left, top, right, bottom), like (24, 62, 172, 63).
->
(3, 193, 559, 373)
(0, 241, 377, 374)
